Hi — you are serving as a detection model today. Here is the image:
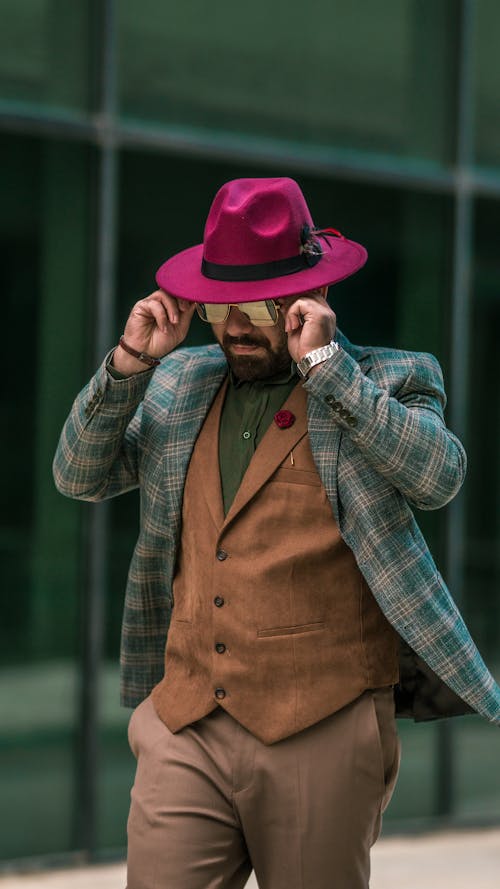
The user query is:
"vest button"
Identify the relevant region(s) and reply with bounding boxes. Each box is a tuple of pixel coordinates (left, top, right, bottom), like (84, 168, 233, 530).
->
(215, 687, 226, 700)
(216, 549, 228, 561)
(214, 596, 225, 607)
(215, 642, 226, 654)
(242, 430, 251, 440)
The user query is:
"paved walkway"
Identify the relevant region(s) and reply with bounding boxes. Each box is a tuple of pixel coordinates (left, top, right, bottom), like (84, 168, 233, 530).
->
(0, 828, 499, 888)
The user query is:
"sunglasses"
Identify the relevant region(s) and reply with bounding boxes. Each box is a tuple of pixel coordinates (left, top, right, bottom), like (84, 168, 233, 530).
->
(196, 300, 280, 327)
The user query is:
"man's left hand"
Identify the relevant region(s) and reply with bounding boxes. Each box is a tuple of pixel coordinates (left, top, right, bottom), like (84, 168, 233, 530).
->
(280, 289, 336, 364)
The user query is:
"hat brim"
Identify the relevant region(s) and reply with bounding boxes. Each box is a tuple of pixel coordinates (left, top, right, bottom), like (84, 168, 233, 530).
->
(155, 236, 367, 304)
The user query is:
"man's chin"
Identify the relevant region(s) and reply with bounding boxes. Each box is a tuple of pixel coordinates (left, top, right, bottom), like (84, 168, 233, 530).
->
(226, 353, 292, 380)
(226, 353, 272, 381)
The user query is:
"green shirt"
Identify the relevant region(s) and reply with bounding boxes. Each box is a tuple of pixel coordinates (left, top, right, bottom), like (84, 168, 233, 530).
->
(219, 367, 298, 515)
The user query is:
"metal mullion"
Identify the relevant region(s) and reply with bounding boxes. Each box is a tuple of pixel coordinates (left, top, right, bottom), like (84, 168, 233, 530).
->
(4, 104, 500, 197)
(77, 0, 118, 857)
(435, 0, 476, 821)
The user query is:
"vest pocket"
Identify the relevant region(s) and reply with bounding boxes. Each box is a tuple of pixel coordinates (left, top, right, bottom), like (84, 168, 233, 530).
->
(257, 620, 327, 637)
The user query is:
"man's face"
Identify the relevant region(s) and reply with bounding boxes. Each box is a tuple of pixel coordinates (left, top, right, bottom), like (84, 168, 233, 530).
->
(211, 303, 291, 381)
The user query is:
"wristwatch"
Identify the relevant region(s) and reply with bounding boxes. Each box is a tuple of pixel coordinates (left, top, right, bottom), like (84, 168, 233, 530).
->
(296, 340, 340, 379)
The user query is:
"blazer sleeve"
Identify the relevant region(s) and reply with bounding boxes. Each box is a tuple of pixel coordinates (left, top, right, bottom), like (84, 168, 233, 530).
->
(53, 353, 155, 502)
(304, 346, 466, 510)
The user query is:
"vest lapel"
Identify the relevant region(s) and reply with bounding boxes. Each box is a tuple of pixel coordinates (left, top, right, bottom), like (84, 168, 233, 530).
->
(187, 378, 228, 531)
(223, 382, 309, 529)
(160, 354, 227, 549)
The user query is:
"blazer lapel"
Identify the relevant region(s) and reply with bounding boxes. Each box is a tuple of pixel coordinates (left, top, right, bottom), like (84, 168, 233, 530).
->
(223, 382, 309, 529)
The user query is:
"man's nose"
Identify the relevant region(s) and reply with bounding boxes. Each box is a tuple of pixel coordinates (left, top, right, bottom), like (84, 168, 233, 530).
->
(224, 306, 254, 335)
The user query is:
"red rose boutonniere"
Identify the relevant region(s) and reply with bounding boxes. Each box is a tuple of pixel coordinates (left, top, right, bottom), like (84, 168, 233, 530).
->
(274, 410, 296, 429)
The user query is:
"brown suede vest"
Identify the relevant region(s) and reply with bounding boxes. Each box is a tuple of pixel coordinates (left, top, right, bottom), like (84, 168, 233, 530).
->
(152, 380, 399, 744)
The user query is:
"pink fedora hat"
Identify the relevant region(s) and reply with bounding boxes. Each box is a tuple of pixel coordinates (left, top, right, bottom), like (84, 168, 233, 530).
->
(155, 177, 367, 303)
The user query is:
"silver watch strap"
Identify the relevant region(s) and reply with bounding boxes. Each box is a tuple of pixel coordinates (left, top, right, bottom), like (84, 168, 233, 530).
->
(296, 340, 340, 379)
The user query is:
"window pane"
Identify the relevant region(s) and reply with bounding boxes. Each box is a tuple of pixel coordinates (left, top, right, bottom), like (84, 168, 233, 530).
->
(455, 717, 500, 819)
(118, 0, 457, 162)
(97, 663, 136, 849)
(98, 491, 139, 850)
(384, 722, 437, 822)
(474, 0, 500, 167)
(0, 1, 91, 111)
(455, 197, 500, 820)
(465, 199, 500, 670)
(0, 135, 91, 858)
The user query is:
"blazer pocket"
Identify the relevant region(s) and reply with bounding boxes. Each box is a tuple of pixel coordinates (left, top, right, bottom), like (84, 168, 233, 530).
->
(270, 467, 322, 487)
(258, 620, 326, 638)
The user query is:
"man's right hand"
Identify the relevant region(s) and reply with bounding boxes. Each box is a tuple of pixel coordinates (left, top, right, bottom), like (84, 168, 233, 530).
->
(112, 289, 196, 375)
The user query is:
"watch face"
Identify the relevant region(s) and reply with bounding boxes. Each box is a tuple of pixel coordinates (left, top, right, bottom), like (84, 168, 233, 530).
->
(297, 355, 312, 378)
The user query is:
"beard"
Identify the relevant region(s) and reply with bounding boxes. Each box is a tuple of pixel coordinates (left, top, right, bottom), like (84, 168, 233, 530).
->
(220, 330, 291, 381)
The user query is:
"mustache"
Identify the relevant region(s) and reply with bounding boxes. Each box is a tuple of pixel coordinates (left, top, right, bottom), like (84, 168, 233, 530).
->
(223, 334, 270, 349)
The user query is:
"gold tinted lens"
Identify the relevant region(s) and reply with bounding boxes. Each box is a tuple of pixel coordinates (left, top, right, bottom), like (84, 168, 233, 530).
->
(196, 303, 230, 323)
(239, 300, 278, 326)
(196, 300, 278, 325)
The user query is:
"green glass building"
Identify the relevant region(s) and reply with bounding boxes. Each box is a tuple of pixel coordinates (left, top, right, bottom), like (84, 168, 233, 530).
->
(0, 0, 499, 868)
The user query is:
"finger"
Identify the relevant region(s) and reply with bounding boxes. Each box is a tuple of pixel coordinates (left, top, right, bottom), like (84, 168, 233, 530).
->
(159, 292, 180, 325)
(284, 299, 308, 333)
(153, 290, 183, 326)
(307, 287, 328, 301)
(156, 291, 195, 323)
(142, 297, 170, 333)
(177, 297, 195, 313)
(133, 295, 166, 328)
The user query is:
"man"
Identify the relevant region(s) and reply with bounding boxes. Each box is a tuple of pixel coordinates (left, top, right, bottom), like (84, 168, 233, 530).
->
(54, 177, 500, 889)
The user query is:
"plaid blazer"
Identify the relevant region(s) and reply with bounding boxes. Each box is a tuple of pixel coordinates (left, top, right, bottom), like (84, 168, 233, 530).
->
(53, 330, 500, 725)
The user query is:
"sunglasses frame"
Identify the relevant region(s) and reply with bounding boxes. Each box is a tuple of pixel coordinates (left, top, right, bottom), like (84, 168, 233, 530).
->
(196, 299, 280, 327)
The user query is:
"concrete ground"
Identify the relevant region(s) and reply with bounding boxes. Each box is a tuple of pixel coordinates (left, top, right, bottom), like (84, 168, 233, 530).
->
(0, 828, 499, 888)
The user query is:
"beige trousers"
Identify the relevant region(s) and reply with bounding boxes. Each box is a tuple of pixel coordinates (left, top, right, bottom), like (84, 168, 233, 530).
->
(126, 688, 400, 889)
